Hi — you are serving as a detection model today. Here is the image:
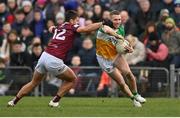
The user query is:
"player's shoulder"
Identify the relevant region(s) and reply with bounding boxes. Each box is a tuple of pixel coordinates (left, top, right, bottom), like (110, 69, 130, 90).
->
(63, 23, 80, 30)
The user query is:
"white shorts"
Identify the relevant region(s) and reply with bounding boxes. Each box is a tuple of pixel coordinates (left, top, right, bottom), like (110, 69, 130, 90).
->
(35, 52, 68, 76)
(96, 55, 115, 73)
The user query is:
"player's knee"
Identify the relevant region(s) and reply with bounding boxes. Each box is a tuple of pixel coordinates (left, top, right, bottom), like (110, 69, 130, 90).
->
(123, 70, 133, 79)
(67, 75, 77, 83)
(29, 81, 39, 88)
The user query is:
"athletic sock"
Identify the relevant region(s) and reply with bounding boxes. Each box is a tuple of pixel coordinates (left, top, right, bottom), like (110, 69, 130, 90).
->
(130, 96, 135, 100)
(13, 96, 20, 104)
(133, 92, 138, 96)
(52, 95, 61, 102)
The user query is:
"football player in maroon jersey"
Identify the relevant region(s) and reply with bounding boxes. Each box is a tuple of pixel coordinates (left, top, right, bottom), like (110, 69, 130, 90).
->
(7, 10, 124, 107)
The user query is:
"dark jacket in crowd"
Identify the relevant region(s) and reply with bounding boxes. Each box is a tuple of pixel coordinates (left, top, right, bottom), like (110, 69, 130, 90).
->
(78, 47, 98, 66)
(10, 52, 31, 67)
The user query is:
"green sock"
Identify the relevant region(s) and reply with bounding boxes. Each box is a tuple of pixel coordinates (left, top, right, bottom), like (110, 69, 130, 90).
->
(133, 92, 138, 96)
(130, 96, 134, 100)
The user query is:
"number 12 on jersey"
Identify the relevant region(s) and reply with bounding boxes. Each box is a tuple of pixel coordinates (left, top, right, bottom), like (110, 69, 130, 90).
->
(52, 29, 66, 40)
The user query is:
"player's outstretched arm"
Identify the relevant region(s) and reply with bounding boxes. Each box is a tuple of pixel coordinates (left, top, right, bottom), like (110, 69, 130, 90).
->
(76, 22, 102, 33)
(102, 25, 124, 40)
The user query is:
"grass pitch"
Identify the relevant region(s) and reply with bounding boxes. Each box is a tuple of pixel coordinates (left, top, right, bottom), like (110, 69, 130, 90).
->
(0, 96, 180, 117)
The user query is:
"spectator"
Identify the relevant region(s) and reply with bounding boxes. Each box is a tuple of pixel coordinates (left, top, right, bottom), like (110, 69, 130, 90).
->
(31, 43, 43, 69)
(2, 30, 19, 55)
(161, 0, 174, 14)
(82, 0, 96, 18)
(12, 9, 27, 35)
(77, 5, 86, 26)
(22, 0, 34, 24)
(10, 39, 31, 67)
(127, 0, 140, 20)
(91, 4, 102, 22)
(78, 37, 98, 66)
(161, 17, 180, 68)
(83, 0, 96, 11)
(145, 32, 169, 68)
(135, 0, 156, 35)
(0, 30, 18, 67)
(102, 10, 110, 21)
(150, 0, 163, 20)
(30, 9, 45, 38)
(55, 12, 65, 25)
(156, 9, 170, 37)
(69, 55, 83, 95)
(78, 36, 99, 90)
(35, 0, 47, 19)
(0, 2, 11, 37)
(31, 37, 42, 46)
(137, 32, 169, 94)
(42, 19, 54, 46)
(45, 0, 60, 20)
(20, 25, 34, 50)
(7, 0, 17, 24)
(120, 10, 137, 36)
(171, 0, 180, 28)
(7, 0, 17, 14)
(0, 2, 11, 23)
(110, 0, 127, 11)
(28, 37, 42, 54)
(98, 0, 110, 9)
(2, 23, 12, 40)
(124, 35, 146, 66)
(139, 21, 158, 46)
(71, 55, 82, 72)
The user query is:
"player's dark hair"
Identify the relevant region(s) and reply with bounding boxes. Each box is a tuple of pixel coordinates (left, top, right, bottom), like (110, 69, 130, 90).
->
(65, 10, 78, 22)
(110, 10, 120, 16)
(102, 19, 114, 28)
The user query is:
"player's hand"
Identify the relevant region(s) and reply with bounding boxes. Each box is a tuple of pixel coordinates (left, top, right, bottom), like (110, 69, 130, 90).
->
(102, 19, 114, 28)
(118, 35, 125, 40)
(125, 45, 134, 53)
(48, 26, 56, 33)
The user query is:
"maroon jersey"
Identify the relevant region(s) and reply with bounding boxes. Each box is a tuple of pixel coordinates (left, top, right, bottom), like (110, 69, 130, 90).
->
(45, 23, 79, 60)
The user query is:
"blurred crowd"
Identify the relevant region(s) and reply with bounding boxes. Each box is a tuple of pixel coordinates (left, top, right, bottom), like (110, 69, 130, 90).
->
(0, 0, 179, 96)
(0, 0, 179, 70)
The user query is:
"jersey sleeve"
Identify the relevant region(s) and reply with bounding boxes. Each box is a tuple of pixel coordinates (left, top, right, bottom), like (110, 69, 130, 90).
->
(73, 24, 80, 32)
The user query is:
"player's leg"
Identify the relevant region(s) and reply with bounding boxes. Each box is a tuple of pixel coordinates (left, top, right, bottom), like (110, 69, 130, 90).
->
(108, 68, 141, 107)
(96, 55, 141, 107)
(114, 54, 146, 103)
(7, 71, 44, 106)
(108, 68, 134, 97)
(114, 54, 137, 93)
(8, 52, 47, 107)
(49, 67, 76, 107)
(56, 67, 76, 97)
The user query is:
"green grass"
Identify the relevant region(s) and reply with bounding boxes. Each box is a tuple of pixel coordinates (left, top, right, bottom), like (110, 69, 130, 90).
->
(0, 96, 180, 117)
